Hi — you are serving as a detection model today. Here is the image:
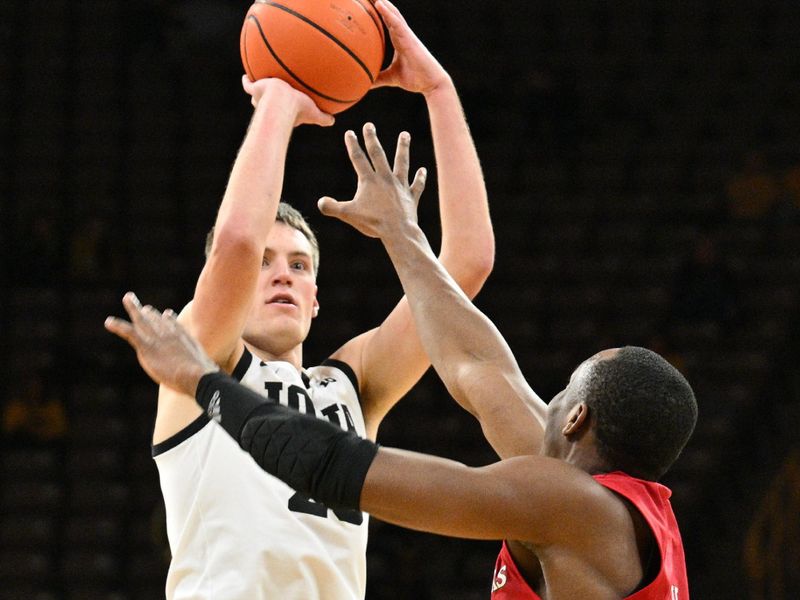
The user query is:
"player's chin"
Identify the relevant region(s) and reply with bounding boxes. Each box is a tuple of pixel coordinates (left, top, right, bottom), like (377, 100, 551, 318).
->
(246, 324, 303, 352)
(265, 316, 310, 339)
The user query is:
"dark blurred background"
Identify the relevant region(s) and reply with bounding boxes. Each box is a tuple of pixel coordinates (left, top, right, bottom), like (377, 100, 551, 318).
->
(1, 0, 799, 598)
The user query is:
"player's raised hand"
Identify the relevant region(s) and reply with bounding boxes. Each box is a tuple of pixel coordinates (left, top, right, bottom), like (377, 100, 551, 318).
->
(241, 76, 335, 127)
(105, 292, 219, 396)
(372, 0, 451, 96)
(318, 123, 426, 239)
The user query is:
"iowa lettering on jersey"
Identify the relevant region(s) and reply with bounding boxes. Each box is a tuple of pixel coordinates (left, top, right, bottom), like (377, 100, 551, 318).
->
(262, 381, 357, 431)
(262, 380, 363, 525)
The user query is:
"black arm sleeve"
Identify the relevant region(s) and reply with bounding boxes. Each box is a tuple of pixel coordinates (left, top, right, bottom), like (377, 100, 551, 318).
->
(196, 371, 378, 511)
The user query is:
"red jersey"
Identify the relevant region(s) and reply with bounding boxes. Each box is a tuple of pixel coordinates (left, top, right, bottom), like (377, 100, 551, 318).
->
(491, 471, 688, 599)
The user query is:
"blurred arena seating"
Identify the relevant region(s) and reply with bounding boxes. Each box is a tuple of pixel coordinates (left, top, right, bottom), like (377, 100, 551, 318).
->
(2, 1, 798, 598)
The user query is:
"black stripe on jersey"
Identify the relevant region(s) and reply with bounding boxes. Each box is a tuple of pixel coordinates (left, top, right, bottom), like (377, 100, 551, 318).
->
(232, 347, 253, 381)
(151, 413, 210, 457)
(321, 359, 360, 402)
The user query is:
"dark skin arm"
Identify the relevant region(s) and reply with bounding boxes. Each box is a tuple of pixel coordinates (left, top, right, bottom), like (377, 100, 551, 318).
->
(106, 296, 648, 598)
(319, 128, 547, 459)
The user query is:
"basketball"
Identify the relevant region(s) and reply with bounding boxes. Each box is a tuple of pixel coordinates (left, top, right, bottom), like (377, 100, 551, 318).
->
(240, 0, 386, 114)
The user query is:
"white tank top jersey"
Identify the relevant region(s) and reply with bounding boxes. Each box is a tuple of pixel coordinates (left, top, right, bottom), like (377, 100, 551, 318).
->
(152, 348, 369, 600)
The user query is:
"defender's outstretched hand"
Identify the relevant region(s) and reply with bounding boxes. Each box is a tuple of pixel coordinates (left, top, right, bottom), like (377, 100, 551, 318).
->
(105, 292, 219, 396)
(317, 123, 426, 239)
(372, 0, 451, 96)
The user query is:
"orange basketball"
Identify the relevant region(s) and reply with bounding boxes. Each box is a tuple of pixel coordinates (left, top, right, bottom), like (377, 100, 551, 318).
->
(240, 0, 386, 114)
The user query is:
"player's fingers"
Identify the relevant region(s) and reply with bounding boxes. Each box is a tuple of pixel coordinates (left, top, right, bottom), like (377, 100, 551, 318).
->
(142, 304, 162, 322)
(306, 105, 335, 127)
(317, 197, 352, 222)
(141, 304, 167, 338)
(319, 110, 335, 127)
(121, 292, 148, 327)
(153, 308, 175, 335)
(104, 316, 137, 346)
(371, 63, 399, 89)
(375, 7, 404, 47)
(344, 130, 373, 176)
(393, 131, 411, 182)
(362, 123, 392, 174)
(409, 167, 427, 206)
(376, 0, 405, 27)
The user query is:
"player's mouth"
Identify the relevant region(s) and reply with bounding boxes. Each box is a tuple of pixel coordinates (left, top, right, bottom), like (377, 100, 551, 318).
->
(266, 293, 297, 308)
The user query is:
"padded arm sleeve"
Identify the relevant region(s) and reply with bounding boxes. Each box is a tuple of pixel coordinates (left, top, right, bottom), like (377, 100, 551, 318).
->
(196, 371, 378, 511)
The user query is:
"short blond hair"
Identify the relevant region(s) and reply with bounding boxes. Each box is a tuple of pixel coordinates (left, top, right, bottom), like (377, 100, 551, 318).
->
(205, 202, 320, 274)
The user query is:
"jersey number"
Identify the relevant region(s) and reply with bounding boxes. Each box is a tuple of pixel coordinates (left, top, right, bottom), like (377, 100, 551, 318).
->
(288, 492, 364, 525)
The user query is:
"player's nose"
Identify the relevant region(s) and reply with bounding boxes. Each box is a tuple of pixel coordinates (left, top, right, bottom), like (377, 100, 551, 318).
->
(270, 259, 294, 285)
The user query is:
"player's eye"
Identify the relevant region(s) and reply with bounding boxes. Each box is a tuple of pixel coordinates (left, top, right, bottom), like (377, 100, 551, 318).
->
(291, 261, 306, 270)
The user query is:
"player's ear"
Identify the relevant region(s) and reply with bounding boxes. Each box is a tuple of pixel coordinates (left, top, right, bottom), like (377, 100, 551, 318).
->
(561, 402, 589, 437)
(312, 293, 320, 318)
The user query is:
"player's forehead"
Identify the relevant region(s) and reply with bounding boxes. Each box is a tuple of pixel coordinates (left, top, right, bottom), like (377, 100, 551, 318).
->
(263, 222, 314, 256)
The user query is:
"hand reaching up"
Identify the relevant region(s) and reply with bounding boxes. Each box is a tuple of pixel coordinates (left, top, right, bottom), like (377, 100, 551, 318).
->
(372, 0, 452, 96)
(318, 123, 427, 240)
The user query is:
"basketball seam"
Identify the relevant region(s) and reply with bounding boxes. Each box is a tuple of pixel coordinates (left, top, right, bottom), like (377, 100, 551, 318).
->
(248, 15, 356, 104)
(351, 0, 385, 50)
(263, 1, 376, 82)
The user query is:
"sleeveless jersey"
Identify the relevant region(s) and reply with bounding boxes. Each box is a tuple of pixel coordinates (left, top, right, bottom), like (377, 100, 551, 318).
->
(491, 472, 688, 599)
(153, 348, 369, 600)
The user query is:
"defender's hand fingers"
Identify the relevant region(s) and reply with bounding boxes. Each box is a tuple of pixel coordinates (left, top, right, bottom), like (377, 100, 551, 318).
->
(147, 307, 175, 337)
(161, 309, 182, 331)
(141, 304, 163, 326)
(318, 197, 354, 222)
(121, 292, 150, 329)
(410, 167, 428, 206)
(362, 123, 392, 174)
(344, 130, 374, 177)
(393, 131, 411, 182)
(104, 316, 137, 346)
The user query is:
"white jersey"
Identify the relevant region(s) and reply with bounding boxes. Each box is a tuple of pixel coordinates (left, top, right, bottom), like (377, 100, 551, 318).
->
(153, 348, 369, 600)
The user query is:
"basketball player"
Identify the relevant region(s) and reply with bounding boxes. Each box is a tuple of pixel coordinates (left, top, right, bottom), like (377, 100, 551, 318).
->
(108, 124, 695, 599)
(151, 0, 493, 598)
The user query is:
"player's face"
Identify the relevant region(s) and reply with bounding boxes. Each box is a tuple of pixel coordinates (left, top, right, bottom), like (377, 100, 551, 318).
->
(243, 222, 319, 352)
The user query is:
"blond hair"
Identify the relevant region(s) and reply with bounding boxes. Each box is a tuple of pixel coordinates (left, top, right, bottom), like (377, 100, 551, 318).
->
(205, 202, 320, 274)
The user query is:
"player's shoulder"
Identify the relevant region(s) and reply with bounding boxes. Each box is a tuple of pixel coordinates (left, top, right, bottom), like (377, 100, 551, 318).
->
(325, 328, 377, 389)
(302, 359, 356, 397)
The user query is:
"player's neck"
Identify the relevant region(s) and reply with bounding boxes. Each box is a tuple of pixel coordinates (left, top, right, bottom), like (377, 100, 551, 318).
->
(563, 442, 607, 475)
(245, 340, 304, 370)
